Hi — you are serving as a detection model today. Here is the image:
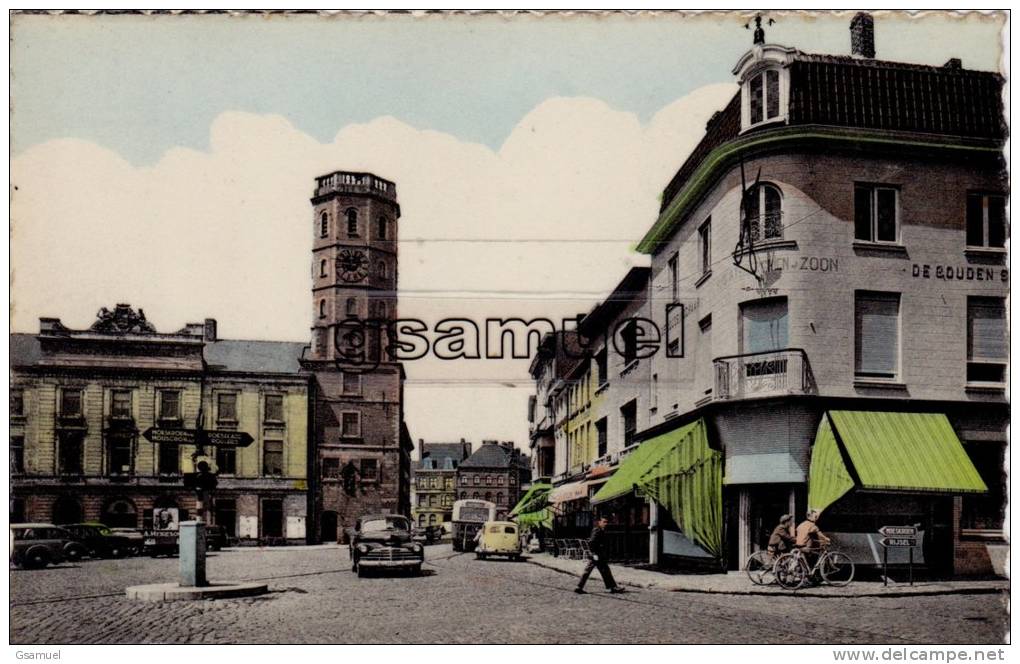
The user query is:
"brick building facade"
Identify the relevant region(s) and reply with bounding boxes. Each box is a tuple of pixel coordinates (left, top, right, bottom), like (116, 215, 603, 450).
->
(302, 171, 413, 543)
(456, 441, 531, 521)
(411, 440, 473, 528)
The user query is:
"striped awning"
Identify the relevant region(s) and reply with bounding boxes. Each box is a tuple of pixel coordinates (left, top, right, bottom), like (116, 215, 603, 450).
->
(808, 411, 988, 515)
(548, 480, 589, 504)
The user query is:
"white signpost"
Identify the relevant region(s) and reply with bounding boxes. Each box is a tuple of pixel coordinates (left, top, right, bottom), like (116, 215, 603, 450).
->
(879, 525, 919, 586)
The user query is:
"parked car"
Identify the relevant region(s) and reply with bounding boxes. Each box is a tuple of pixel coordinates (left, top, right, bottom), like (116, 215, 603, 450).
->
(475, 521, 522, 561)
(205, 525, 229, 551)
(349, 514, 424, 578)
(109, 528, 145, 556)
(10, 523, 85, 568)
(61, 523, 137, 558)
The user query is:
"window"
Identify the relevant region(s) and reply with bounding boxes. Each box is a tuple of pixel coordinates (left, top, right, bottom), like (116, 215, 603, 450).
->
(341, 412, 361, 438)
(159, 441, 179, 475)
(854, 291, 900, 379)
(621, 401, 637, 448)
(596, 348, 608, 387)
(320, 212, 329, 238)
(378, 261, 387, 279)
(741, 298, 788, 354)
(264, 394, 284, 423)
(361, 458, 378, 481)
(159, 390, 181, 420)
(961, 442, 1005, 531)
(854, 184, 899, 243)
(746, 183, 783, 242)
(320, 259, 328, 277)
(620, 320, 638, 366)
(967, 297, 1006, 383)
(484, 492, 492, 502)
(60, 388, 83, 417)
(472, 492, 480, 500)
(698, 218, 712, 274)
(497, 475, 505, 486)
(319, 300, 327, 319)
(323, 457, 341, 479)
(346, 298, 357, 317)
(11, 435, 24, 474)
(668, 253, 679, 302)
(473, 475, 480, 486)
(107, 432, 132, 474)
(263, 440, 284, 476)
(748, 69, 781, 126)
(111, 390, 132, 419)
(596, 418, 608, 458)
(376, 216, 388, 240)
(346, 208, 359, 237)
(216, 447, 237, 475)
(10, 389, 24, 417)
(966, 193, 1006, 249)
(485, 476, 493, 486)
(496, 493, 504, 505)
(217, 393, 238, 423)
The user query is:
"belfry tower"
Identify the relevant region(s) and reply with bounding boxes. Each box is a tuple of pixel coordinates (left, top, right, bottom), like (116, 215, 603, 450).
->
(303, 171, 412, 543)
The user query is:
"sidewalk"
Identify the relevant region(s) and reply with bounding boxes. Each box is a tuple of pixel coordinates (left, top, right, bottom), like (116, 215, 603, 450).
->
(526, 552, 1009, 598)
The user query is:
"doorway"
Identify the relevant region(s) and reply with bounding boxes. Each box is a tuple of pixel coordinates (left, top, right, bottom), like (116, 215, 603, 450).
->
(262, 499, 284, 539)
(214, 499, 237, 537)
(320, 510, 338, 543)
(52, 495, 83, 525)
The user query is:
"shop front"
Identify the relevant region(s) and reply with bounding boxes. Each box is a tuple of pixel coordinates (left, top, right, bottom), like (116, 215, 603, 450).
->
(807, 411, 987, 576)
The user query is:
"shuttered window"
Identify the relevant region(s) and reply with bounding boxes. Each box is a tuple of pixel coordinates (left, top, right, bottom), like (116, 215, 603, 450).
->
(855, 292, 900, 378)
(967, 297, 1006, 383)
(741, 298, 788, 354)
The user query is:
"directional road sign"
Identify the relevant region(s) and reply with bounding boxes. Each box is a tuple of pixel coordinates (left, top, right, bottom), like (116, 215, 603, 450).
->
(881, 537, 917, 547)
(879, 525, 918, 538)
(142, 428, 254, 448)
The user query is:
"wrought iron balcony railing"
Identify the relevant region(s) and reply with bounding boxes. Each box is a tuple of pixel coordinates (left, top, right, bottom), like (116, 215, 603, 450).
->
(713, 348, 815, 401)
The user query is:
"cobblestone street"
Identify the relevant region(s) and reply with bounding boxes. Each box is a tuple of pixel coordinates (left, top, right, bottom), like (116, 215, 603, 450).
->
(10, 544, 1008, 645)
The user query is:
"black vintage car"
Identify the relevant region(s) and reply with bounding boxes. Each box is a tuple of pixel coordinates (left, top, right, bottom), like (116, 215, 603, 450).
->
(348, 514, 424, 578)
(60, 523, 136, 558)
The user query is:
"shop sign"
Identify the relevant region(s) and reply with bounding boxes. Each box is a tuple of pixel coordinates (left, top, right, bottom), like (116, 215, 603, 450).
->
(912, 264, 1008, 282)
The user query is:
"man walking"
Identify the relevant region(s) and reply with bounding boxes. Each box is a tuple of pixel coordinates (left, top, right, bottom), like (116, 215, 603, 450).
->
(575, 515, 624, 594)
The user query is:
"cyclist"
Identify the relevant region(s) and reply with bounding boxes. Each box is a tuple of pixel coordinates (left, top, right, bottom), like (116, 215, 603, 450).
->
(767, 514, 795, 558)
(795, 509, 831, 566)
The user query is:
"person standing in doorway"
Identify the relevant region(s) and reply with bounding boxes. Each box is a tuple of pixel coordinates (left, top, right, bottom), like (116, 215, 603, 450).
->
(575, 515, 624, 594)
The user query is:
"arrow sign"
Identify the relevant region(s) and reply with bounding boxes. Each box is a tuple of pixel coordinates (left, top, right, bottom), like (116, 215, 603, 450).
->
(881, 537, 917, 547)
(142, 428, 254, 448)
(879, 525, 918, 537)
(200, 430, 255, 448)
(142, 427, 197, 444)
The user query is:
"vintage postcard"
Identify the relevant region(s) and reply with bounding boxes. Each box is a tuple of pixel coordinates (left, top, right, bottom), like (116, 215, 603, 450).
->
(8, 8, 1010, 656)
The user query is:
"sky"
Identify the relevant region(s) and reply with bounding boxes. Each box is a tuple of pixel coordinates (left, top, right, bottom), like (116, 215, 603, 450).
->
(10, 11, 1006, 453)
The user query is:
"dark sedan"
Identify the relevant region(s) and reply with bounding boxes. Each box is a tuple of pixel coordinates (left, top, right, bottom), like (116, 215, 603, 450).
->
(61, 523, 136, 558)
(349, 514, 424, 578)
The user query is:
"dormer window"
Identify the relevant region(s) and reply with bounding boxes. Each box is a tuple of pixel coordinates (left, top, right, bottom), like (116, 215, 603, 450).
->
(749, 69, 780, 125)
(733, 45, 795, 133)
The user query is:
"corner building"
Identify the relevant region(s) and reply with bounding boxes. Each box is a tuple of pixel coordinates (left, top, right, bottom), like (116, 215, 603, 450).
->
(302, 171, 414, 543)
(635, 17, 1007, 575)
(531, 15, 1007, 577)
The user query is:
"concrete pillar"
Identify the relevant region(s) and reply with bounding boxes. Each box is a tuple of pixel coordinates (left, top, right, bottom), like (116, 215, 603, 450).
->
(179, 521, 207, 587)
(738, 488, 750, 569)
(648, 499, 659, 566)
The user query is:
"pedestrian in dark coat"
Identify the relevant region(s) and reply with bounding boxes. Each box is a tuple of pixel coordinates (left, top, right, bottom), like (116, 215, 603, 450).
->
(575, 515, 624, 594)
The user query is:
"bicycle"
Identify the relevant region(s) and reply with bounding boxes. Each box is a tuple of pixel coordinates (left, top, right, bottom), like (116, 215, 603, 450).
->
(775, 547, 855, 590)
(744, 549, 780, 586)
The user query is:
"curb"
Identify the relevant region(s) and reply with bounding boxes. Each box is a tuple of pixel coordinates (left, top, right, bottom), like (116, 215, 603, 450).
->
(525, 558, 1008, 599)
(126, 581, 269, 602)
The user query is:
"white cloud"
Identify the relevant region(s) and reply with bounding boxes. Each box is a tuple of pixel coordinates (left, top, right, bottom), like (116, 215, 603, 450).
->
(11, 82, 737, 445)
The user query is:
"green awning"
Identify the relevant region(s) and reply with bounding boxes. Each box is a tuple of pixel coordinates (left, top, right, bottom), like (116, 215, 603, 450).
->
(592, 418, 723, 558)
(509, 483, 552, 517)
(808, 411, 988, 515)
(515, 507, 553, 530)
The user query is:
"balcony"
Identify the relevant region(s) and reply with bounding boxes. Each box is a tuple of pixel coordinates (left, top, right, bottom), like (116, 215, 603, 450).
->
(713, 348, 815, 402)
(313, 171, 397, 202)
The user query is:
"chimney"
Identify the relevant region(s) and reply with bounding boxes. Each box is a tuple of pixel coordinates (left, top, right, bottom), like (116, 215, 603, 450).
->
(850, 12, 875, 59)
(204, 318, 217, 342)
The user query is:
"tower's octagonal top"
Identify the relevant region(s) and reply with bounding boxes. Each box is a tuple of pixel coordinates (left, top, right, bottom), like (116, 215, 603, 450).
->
(313, 170, 397, 203)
